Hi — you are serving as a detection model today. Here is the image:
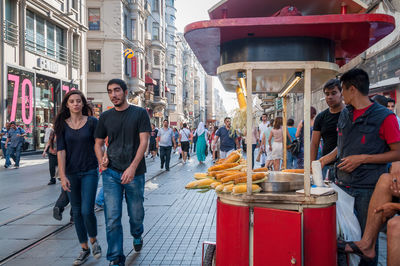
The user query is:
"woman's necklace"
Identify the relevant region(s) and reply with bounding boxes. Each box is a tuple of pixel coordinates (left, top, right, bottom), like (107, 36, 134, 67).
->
(67, 116, 85, 130)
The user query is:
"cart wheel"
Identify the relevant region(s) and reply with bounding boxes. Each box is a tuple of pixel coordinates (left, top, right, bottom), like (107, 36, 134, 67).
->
(203, 244, 216, 266)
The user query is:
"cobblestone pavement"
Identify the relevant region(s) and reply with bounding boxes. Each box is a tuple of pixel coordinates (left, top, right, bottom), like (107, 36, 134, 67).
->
(0, 151, 216, 265)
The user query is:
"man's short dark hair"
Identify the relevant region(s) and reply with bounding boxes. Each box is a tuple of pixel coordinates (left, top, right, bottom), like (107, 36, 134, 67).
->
(107, 79, 128, 92)
(224, 117, 231, 122)
(372, 95, 388, 107)
(262, 113, 267, 117)
(323, 79, 342, 93)
(340, 68, 370, 96)
(287, 118, 294, 126)
(10, 121, 16, 125)
(163, 119, 168, 123)
(183, 123, 187, 128)
(387, 98, 396, 104)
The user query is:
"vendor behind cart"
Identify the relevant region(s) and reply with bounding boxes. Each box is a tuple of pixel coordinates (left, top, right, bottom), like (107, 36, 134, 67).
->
(320, 68, 400, 266)
(311, 79, 345, 179)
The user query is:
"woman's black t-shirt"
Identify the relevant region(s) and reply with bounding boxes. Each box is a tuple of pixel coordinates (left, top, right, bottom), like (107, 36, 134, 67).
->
(57, 116, 98, 175)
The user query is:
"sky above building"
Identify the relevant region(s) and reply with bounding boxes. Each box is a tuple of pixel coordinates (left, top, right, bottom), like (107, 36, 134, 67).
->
(175, 0, 237, 114)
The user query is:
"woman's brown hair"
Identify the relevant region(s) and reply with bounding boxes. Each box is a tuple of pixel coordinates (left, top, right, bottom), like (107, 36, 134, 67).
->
(273, 117, 283, 129)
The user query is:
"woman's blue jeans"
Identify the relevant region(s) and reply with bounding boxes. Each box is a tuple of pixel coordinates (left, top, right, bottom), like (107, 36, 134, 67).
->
(102, 168, 145, 263)
(67, 168, 99, 243)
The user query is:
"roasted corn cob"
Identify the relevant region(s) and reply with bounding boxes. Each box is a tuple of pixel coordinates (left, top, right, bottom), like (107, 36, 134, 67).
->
(208, 163, 240, 172)
(223, 152, 241, 164)
(253, 167, 269, 172)
(210, 181, 222, 189)
(185, 178, 215, 189)
(232, 184, 262, 194)
(194, 173, 209, 180)
(215, 184, 225, 192)
(221, 172, 247, 183)
(215, 171, 241, 180)
(222, 184, 234, 193)
(282, 169, 304, 173)
(234, 173, 267, 184)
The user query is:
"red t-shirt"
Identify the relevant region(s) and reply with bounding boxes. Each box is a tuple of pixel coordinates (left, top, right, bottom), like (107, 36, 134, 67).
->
(353, 104, 400, 144)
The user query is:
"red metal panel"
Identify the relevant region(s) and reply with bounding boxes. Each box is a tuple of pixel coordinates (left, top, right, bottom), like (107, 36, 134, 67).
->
(216, 199, 249, 266)
(303, 205, 337, 266)
(208, 0, 366, 19)
(184, 14, 395, 75)
(253, 207, 301, 265)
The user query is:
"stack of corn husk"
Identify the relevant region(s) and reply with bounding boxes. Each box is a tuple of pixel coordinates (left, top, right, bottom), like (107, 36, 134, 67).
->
(185, 150, 268, 195)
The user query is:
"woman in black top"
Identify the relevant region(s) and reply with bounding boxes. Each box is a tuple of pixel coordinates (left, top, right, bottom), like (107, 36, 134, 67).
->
(54, 90, 102, 265)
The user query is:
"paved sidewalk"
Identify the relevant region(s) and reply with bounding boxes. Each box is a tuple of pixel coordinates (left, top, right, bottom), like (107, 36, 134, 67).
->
(0, 151, 216, 265)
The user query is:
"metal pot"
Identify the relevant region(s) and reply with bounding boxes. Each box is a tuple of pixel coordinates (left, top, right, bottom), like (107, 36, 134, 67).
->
(260, 171, 305, 192)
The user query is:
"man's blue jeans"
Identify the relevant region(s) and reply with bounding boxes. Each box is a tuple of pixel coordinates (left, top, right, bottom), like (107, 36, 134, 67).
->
(339, 186, 378, 266)
(102, 168, 145, 263)
(5, 143, 21, 167)
(67, 168, 99, 243)
(287, 151, 298, 169)
(1, 142, 7, 158)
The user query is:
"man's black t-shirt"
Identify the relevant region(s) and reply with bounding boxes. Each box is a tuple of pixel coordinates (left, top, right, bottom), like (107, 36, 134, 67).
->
(95, 105, 151, 175)
(313, 108, 341, 156)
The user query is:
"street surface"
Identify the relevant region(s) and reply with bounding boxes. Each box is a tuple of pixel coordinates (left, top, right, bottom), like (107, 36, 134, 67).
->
(0, 151, 216, 265)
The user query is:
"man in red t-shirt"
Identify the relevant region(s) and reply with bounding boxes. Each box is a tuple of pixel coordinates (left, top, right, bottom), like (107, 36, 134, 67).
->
(320, 69, 400, 264)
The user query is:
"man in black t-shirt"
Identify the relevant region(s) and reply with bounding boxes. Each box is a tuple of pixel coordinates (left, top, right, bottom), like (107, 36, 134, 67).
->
(94, 79, 151, 266)
(311, 79, 345, 178)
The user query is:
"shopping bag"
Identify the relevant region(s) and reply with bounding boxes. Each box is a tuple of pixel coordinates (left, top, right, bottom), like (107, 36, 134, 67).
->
(330, 183, 361, 266)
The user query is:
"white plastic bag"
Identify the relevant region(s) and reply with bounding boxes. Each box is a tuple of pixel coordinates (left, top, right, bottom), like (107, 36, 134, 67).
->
(330, 183, 361, 266)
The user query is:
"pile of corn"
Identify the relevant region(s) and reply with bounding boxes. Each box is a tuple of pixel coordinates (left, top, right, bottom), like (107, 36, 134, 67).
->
(185, 150, 268, 195)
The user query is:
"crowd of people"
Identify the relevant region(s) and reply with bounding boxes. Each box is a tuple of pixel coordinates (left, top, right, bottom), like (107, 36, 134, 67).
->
(2, 68, 400, 265)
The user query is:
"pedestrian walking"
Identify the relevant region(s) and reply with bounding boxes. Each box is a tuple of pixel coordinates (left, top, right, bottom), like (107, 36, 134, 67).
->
(157, 119, 176, 171)
(268, 117, 283, 171)
(296, 106, 317, 169)
(179, 123, 191, 164)
(260, 119, 274, 169)
(55, 90, 102, 265)
(214, 117, 239, 159)
(210, 126, 219, 163)
(149, 124, 158, 160)
(4, 121, 26, 169)
(251, 125, 258, 169)
(194, 122, 208, 164)
(286, 119, 298, 169)
(1, 122, 10, 159)
(42, 125, 58, 185)
(94, 79, 151, 266)
(173, 127, 179, 153)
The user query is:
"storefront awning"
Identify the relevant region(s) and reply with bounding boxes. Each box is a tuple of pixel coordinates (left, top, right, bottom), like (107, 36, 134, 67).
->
(145, 75, 157, 85)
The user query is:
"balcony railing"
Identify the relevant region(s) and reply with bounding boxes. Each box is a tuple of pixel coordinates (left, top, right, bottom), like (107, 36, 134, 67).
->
(25, 32, 80, 67)
(3, 20, 18, 46)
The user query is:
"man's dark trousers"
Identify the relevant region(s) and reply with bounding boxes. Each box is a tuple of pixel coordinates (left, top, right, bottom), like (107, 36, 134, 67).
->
(160, 146, 172, 170)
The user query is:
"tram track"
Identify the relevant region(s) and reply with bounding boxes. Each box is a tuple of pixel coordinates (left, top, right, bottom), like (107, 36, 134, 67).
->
(0, 160, 181, 265)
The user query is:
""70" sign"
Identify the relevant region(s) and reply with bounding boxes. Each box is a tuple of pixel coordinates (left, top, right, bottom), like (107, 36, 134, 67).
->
(8, 74, 33, 125)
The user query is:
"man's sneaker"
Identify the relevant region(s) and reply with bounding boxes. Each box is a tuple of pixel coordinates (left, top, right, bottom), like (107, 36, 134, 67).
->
(109, 259, 124, 266)
(133, 237, 143, 252)
(94, 204, 103, 212)
(4, 164, 9, 168)
(53, 207, 62, 221)
(91, 241, 102, 259)
(73, 248, 90, 265)
(13, 165, 19, 169)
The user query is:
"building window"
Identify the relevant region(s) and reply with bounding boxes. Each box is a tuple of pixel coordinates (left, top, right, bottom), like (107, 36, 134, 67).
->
(152, 0, 159, 11)
(72, 35, 79, 68)
(89, 50, 101, 72)
(88, 8, 100, 30)
(153, 50, 160, 66)
(170, 73, 176, 85)
(170, 15, 175, 24)
(152, 23, 159, 40)
(131, 19, 136, 39)
(36, 16, 45, 53)
(25, 10, 66, 62)
(124, 14, 128, 37)
(171, 93, 176, 104)
(71, 0, 77, 10)
(140, 59, 144, 79)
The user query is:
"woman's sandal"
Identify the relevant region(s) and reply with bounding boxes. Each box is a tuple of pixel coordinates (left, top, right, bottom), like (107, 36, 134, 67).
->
(337, 240, 375, 262)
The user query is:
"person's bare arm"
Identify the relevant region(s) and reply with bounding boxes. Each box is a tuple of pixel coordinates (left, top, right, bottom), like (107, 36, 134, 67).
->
(319, 147, 338, 168)
(337, 142, 400, 173)
(57, 150, 70, 192)
(95, 138, 108, 171)
(310, 130, 322, 162)
(295, 121, 302, 138)
(121, 132, 149, 184)
(268, 132, 273, 148)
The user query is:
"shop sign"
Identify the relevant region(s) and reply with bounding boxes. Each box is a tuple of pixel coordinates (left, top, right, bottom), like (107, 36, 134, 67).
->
(37, 58, 58, 73)
(275, 98, 283, 110)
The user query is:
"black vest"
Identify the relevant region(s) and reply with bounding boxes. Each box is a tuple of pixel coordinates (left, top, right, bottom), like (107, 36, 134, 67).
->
(336, 102, 392, 188)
